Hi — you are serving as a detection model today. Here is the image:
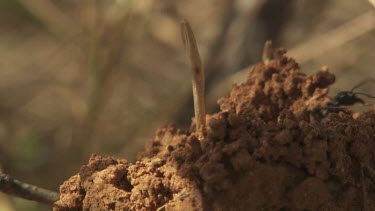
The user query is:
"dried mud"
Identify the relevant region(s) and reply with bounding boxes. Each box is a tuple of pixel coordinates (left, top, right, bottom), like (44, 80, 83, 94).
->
(54, 49, 375, 211)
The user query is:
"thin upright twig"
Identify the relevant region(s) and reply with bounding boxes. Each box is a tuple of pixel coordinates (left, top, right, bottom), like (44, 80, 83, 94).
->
(181, 20, 206, 133)
(262, 40, 273, 65)
(0, 174, 59, 205)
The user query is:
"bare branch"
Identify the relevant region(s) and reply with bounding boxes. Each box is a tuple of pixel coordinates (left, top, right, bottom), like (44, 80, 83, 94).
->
(0, 174, 59, 205)
(181, 20, 206, 133)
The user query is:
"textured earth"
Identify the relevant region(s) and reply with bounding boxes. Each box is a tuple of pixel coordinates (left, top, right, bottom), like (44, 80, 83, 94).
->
(54, 49, 375, 211)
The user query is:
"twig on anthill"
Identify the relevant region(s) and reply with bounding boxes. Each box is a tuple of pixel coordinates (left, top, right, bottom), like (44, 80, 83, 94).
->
(262, 40, 273, 65)
(0, 173, 60, 205)
(181, 19, 206, 133)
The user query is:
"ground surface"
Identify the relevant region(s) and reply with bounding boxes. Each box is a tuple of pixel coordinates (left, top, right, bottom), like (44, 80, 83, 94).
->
(54, 50, 375, 211)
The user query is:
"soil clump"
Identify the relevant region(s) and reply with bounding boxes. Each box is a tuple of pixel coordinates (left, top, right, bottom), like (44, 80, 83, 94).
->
(54, 49, 375, 211)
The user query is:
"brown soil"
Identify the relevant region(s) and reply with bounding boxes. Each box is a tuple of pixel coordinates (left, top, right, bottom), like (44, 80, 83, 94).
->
(53, 49, 375, 211)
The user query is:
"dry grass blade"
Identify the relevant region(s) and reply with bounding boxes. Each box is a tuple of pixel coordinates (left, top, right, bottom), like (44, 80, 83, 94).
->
(181, 20, 206, 133)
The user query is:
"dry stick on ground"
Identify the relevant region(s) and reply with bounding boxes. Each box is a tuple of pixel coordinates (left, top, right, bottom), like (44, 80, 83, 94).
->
(0, 174, 59, 205)
(181, 20, 206, 134)
(0, 162, 17, 211)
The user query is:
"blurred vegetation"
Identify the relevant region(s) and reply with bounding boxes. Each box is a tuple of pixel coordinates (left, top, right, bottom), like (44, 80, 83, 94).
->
(0, 0, 374, 210)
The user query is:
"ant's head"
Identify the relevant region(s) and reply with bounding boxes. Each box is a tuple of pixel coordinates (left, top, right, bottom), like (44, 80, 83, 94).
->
(332, 78, 375, 107)
(333, 91, 365, 106)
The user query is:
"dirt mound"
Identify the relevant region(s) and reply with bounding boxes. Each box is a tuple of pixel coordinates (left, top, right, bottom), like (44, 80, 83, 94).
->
(54, 49, 375, 211)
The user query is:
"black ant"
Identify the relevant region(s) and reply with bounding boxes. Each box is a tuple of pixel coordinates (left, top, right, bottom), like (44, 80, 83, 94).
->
(315, 78, 375, 116)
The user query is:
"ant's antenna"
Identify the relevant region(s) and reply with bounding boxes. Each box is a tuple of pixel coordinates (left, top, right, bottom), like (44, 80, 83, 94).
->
(350, 78, 375, 92)
(354, 92, 375, 99)
(350, 78, 375, 99)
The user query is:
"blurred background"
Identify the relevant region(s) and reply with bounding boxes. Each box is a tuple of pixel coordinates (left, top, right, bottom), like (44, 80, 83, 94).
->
(0, 0, 374, 210)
